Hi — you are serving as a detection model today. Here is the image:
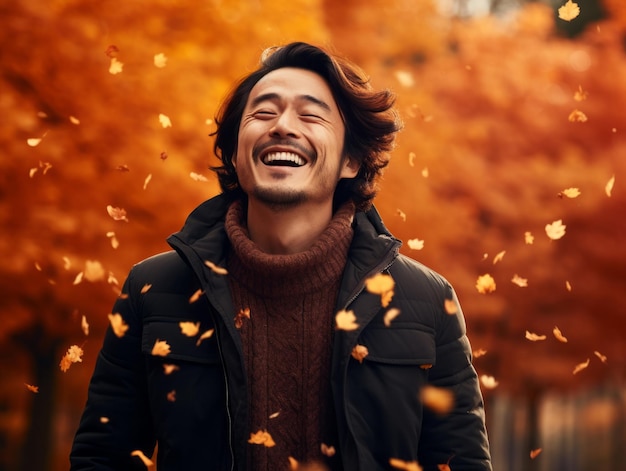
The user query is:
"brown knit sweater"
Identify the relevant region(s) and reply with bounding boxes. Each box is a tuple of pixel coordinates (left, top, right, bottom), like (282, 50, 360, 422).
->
(225, 200, 355, 471)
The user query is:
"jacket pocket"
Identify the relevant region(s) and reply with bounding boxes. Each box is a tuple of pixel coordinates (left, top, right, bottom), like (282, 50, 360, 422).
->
(141, 319, 220, 364)
(357, 325, 436, 367)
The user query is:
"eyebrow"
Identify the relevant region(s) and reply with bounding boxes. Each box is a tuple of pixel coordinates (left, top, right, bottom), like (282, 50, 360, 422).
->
(250, 92, 332, 112)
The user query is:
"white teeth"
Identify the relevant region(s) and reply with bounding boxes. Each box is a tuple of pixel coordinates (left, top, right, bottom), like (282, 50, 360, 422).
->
(263, 152, 306, 166)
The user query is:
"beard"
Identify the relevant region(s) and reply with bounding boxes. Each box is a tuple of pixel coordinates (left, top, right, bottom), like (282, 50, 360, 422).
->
(251, 186, 307, 210)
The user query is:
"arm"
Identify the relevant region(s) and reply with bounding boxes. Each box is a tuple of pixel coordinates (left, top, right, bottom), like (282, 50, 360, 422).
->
(418, 284, 492, 471)
(70, 268, 156, 471)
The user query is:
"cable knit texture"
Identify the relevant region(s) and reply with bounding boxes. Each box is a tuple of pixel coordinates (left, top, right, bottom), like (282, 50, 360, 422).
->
(225, 200, 355, 471)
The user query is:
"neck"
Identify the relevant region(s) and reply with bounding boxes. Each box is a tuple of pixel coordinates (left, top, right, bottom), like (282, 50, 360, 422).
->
(246, 199, 334, 254)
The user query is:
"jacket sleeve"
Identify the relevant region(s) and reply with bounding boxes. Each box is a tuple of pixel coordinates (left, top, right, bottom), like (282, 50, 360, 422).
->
(70, 268, 156, 471)
(418, 283, 492, 471)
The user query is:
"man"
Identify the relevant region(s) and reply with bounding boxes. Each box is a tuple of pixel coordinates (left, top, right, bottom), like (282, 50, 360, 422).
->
(71, 42, 492, 471)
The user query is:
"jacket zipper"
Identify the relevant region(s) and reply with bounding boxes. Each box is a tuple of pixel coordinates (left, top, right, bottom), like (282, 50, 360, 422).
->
(213, 323, 235, 471)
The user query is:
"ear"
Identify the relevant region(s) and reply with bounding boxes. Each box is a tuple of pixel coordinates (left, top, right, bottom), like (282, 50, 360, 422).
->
(339, 155, 360, 179)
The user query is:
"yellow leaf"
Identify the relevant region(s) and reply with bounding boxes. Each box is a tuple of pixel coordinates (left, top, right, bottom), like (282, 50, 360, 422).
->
(162, 364, 180, 375)
(154, 53, 168, 68)
(565, 280, 572, 292)
(573, 358, 590, 374)
(81, 315, 89, 336)
(190, 172, 209, 182)
(511, 274, 528, 287)
(568, 109, 587, 122)
(421, 167, 429, 178)
(205, 260, 228, 275)
(151, 339, 171, 357)
(106, 205, 129, 222)
(407, 238, 424, 250)
(383, 307, 401, 326)
(59, 345, 84, 372)
(158, 113, 172, 128)
(524, 231, 534, 245)
(234, 308, 251, 329)
(408, 152, 416, 167)
(480, 375, 499, 389)
(288, 456, 299, 470)
(351, 344, 369, 363)
(473, 348, 487, 358)
(394, 70, 414, 87)
(574, 85, 588, 101)
(196, 329, 215, 346)
(560, 187, 581, 198)
(320, 443, 336, 457)
(605, 175, 615, 197)
(83, 260, 105, 282)
(420, 385, 454, 415)
(443, 299, 458, 315)
(143, 174, 152, 190)
(553, 326, 568, 343)
(248, 430, 276, 447)
(545, 219, 566, 240)
(594, 351, 607, 363)
(99, 416, 110, 423)
(335, 309, 358, 331)
(130, 450, 154, 467)
(69, 115, 80, 125)
(475, 274, 496, 294)
(179, 321, 200, 337)
(558, 0, 580, 21)
(365, 273, 395, 307)
(396, 209, 407, 222)
(141, 284, 152, 294)
(108, 57, 124, 75)
(189, 288, 203, 303)
(492, 250, 506, 264)
(389, 458, 423, 471)
(525, 331, 547, 341)
(108, 313, 129, 338)
(27, 137, 43, 147)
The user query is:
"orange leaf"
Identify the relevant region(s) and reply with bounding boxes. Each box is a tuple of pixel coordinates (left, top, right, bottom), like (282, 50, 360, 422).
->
(320, 443, 336, 457)
(511, 274, 528, 287)
(389, 458, 423, 471)
(524, 231, 534, 245)
(473, 348, 487, 358)
(558, 0, 580, 21)
(234, 308, 251, 329)
(179, 321, 200, 337)
(365, 273, 395, 307)
(166, 390, 176, 402)
(130, 449, 154, 467)
(162, 364, 180, 375)
(605, 175, 615, 197)
(594, 351, 607, 363)
(335, 309, 358, 331)
(545, 219, 566, 240)
(560, 187, 581, 198)
(189, 288, 203, 303)
(248, 430, 276, 447)
(59, 345, 84, 372)
(568, 109, 587, 122)
(525, 331, 546, 341)
(25, 383, 39, 393)
(158, 113, 172, 128)
(108, 313, 129, 338)
(383, 307, 401, 326)
(480, 375, 499, 390)
(81, 315, 90, 336)
(553, 326, 568, 343)
(204, 260, 229, 275)
(475, 274, 496, 294)
(196, 329, 215, 346)
(407, 238, 424, 250)
(106, 205, 129, 222)
(492, 250, 506, 264)
(351, 344, 369, 363)
(573, 358, 590, 374)
(151, 339, 171, 357)
(530, 448, 542, 459)
(420, 385, 454, 415)
(444, 299, 458, 315)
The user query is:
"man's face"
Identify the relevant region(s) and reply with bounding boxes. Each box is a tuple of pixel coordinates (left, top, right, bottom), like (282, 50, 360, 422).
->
(233, 67, 357, 209)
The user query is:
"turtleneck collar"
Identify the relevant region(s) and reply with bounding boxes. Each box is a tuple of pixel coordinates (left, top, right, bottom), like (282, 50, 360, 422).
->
(225, 199, 355, 298)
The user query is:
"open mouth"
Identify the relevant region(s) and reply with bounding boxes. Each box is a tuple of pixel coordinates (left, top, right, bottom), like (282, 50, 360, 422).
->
(262, 151, 306, 167)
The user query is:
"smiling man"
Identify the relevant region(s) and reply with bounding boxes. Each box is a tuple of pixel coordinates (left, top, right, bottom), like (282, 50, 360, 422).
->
(70, 42, 492, 471)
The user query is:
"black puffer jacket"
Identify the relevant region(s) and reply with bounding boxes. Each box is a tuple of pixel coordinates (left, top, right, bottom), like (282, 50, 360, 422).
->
(70, 195, 492, 471)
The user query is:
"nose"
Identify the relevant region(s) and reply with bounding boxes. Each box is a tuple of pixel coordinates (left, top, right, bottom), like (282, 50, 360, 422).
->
(269, 110, 300, 138)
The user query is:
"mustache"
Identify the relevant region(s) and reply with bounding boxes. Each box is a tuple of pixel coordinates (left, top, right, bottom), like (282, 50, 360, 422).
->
(252, 139, 316, 162)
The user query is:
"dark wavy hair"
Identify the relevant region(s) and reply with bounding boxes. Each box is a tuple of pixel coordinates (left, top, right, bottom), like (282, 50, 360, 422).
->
(211, 42, 402, 211)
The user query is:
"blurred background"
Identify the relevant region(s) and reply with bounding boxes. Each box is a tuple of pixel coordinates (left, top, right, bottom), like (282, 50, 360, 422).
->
(1, 0, 625, 469)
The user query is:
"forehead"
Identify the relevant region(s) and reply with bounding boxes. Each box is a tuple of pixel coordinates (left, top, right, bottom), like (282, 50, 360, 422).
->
(247, 67, 338, 109)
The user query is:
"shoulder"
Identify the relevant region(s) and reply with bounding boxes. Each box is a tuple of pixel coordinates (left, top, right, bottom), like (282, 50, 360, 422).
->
(124, 251, 199, 297)
(389, 253, 452, 296)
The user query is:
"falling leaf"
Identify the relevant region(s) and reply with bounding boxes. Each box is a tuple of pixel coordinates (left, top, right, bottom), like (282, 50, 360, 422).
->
(545, 219, 566, 240)
(196, 329, 215, 346)
(234, 308, 251, 329)
(108, 272, 119, 286)
(565, 281, 572, 291)
(475, 274, 496, 294)
(321, 443, 336, 457)
(158, 113, 172, 128)
(248, 430, 276, 447)
(335, 309, 358, 331)
(106, 205, 129, 222)
(59, 345, 84, 372)
(154, 53, 168, 68)
(99, 416, 110, 424)
(421, 167, 429, 178)
(511, 274, 528, 287)
(106, 231, 119, 249)
(438, 465, 451, 471)
(553, 326, 568, 343)
(525, 331, 547, 341)
(530, 448, 542, 459)
(288, 457, 299, 470)
(365, 273, 395, 307)
(73, 272, 84, 285)
(420, 385, 454, 415)
(407, 238, 424, 250)
(444, 299, 458, 315)
(269, 411, 280, 419)
(143, 174, 152, 190)
(573, 358, 590, 374)
(574, 85, 588, 101)
(130, 450, 154, 467)
(396, 209, 407, 222)
(109, 57, 124, 75)
(160, 151, 168, 161)
(394, 70, 414, 87)
(524, 231, 534, 245)
(480, 375, 499, 389)
(151, 339, 171, 357)
(108, 313, 129, 337)
(104, 45, 119, 58)
(558, 0, 580, 21)
(163, 364, 180, 375)
(62, 256, 71, 270)
(560, 188, 581, 198)
(408, 152, 416, 167)
(166, 390, 176, 402)
(190, 172, 209, 182)
(492, 251, 506, 264)
(389, 458, 423, 471)
(204, 260, 228, 275)
(29, 167, 38, 177)
(351, 344, 369, 363)
(84, 260, 106, 282)
(179, 321, 200, 337)
(473, 348, 487, 358)
(27, 137, 43, 147)
(568, 109, 587, 122)
(189, 289, 203, 303)
(383, 307, 401, 326)
(69, 115, 80, 125)
(594, 351, 607, 363)
(81, 315, 89, 336)
(605, 175, 615, 197)
(141, 284, 152, 294)
(116, 164, 130, 172)
(25, 384, 39, 393)
(420, 364, 433, 370)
